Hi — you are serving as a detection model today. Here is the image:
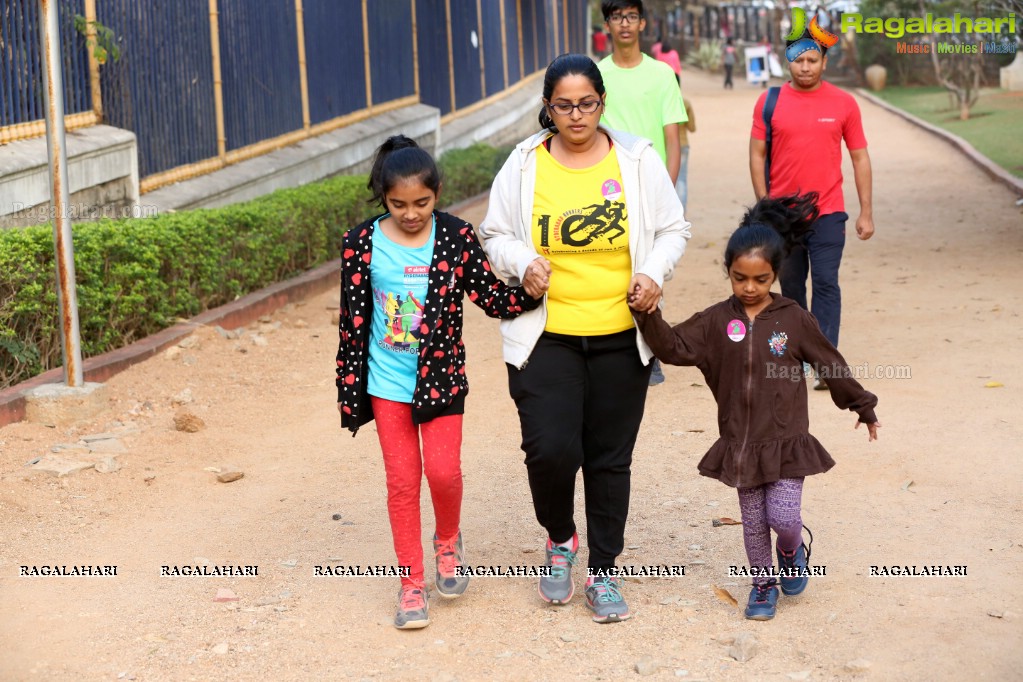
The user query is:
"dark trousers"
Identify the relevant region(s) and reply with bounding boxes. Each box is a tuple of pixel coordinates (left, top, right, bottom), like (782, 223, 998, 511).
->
(507, 330, 651, 571)
(779, 211, 847, 347)
(724, 64, 734, 88)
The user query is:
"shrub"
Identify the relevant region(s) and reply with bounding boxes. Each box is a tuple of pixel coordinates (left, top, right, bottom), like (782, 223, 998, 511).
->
(0, 174, 375, 389)
(686, 40, 723, 73)
(437, 143, 512, 206)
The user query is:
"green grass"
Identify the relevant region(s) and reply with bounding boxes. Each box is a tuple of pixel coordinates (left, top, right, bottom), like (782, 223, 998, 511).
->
(872, 86, 1023, 177)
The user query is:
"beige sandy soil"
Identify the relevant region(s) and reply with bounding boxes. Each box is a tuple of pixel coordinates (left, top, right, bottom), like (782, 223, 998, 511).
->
(1, 67, 1021, 681)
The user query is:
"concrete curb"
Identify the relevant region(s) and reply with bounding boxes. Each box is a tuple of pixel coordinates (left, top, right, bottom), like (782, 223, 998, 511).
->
(0, 192, 489, 429)
(856, 88, 1023, 197)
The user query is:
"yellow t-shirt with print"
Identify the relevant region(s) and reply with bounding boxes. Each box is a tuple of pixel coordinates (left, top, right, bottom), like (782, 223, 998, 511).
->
(532, 144, 633, 335)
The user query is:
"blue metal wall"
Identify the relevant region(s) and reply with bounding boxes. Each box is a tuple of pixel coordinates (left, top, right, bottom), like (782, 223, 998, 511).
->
(303, 0, 366, 124)
(519, 0, 538, 76)
(414, 0, 450, 115)
(480, 0, 504, 95)
(450, 2, 482, 110)
(0, 0, 91, 127)
(540, 0, 555, 65)
(97, 0, 217, 179)
(4, 0, 588, 178)
(568, 0, 585, 53)
(503, 0, 521, 83)
(367, 0, 415, 105)
(218, 0, 303, 151)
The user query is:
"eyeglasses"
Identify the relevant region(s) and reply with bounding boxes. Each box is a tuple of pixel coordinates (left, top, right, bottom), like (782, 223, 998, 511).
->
(608, 12, 642, 25)
(547, 99, 602, 116)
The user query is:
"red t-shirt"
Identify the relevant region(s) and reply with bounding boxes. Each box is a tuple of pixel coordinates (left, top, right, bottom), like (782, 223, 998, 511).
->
(592, 32, 607, 53)
(751, 81, 867, 216)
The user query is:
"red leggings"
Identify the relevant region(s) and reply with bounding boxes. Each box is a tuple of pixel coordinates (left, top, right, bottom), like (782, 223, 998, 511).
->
(371, 397, 463, 588)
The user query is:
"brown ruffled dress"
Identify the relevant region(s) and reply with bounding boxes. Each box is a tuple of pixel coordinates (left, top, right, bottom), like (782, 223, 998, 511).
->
(634, 294, 878, 488)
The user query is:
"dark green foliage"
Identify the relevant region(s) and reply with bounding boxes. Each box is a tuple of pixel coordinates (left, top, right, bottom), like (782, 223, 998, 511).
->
(0, 174, 374, 389)
(437, 143, 512, 206)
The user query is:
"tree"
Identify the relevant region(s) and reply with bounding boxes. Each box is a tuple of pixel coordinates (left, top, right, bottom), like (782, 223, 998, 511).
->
(920, 0, 1004, 120)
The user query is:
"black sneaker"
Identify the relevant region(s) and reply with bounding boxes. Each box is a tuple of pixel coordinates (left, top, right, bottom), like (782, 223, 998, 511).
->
(744, 580, 779, 620)
(776, 526, 813, 596)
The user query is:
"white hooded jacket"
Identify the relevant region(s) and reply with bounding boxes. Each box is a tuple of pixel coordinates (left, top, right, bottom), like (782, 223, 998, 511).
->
(479, 125, 692, 369)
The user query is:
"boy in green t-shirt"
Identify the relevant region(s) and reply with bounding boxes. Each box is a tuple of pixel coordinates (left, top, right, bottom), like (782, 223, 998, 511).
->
(598, 0, 687, 185)
(597, 0, 688, 386)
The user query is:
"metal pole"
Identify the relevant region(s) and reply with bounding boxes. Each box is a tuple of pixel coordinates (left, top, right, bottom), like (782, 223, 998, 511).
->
(39, 0, 84, 387)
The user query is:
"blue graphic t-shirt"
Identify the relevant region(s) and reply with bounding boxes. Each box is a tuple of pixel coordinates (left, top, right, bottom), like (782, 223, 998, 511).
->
(367, 216, 435, 403)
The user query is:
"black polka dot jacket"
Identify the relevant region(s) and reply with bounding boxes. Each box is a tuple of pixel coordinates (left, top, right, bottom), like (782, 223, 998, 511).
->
(336, 210, 543, 435)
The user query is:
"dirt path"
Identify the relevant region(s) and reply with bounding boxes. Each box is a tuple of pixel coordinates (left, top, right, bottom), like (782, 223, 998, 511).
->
(2, 67, 1021, 682)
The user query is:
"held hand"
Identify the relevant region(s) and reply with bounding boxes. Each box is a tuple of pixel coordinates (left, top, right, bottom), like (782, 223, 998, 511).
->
(522, 257, 551, 299)
(855, 419, 881, 442)
(627, 274, 662, 314)
(855, 213, 875, 240)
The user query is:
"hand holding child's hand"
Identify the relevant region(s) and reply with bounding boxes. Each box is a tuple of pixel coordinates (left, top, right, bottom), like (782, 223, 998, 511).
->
(855, 419, 881, 442)
(522, 257, 551, 299)
(627, 274, 661, 313)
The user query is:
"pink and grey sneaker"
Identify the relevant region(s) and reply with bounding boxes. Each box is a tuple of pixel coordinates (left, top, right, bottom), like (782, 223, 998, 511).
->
(585, 576, 631, 623)
(539, 533, 578, 604)
(394, 584, 429, 629)
(433, 531, 469, 598)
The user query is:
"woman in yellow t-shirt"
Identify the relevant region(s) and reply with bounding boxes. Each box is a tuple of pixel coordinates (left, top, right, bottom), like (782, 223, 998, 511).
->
(479, 53, 691, 624)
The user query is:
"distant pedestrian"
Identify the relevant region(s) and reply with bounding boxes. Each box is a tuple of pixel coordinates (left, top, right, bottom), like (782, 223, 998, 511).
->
(592, 26, 608, 58)
(676, 98, 696, 209)
(723, 37, 736, 89)
(655, 40, 696, 210)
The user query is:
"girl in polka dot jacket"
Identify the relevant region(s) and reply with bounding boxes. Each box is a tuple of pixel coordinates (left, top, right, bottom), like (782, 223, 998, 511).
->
(335, 135, 545, 629)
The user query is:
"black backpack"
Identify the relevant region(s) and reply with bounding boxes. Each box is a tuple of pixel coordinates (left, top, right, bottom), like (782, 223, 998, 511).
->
(762, 86, 781, 193)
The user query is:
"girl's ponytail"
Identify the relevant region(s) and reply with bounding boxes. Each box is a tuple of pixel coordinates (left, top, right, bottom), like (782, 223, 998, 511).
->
(367, 135, 441, 207)
(724, 192, 821, 274)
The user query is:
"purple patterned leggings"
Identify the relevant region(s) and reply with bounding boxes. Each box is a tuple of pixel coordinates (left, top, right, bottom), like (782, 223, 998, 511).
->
(737, 478, 804, 585)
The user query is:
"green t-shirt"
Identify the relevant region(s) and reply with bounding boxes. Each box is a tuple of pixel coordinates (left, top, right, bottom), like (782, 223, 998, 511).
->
(598, 54, 688, 165)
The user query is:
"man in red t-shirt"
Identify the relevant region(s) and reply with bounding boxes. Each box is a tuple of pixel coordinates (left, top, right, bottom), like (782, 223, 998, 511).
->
(748, 29, 874, 382)
(592, 27, 608, 58)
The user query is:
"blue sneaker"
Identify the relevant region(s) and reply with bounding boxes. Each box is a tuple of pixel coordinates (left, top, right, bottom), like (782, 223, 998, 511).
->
(585, 576, 631, 623)
(744, 580, 779, 620)
(539, 534, 578, 604)
(776, 526, 813, 596)
(649, 358, 666, 386)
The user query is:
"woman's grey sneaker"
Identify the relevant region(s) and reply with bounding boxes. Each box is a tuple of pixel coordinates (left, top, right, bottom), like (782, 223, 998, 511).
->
(433, 531, 469, 598)
(539, 533, 578, 604)
(394, 586, 429, 629)
(585, 576, 631, 623)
